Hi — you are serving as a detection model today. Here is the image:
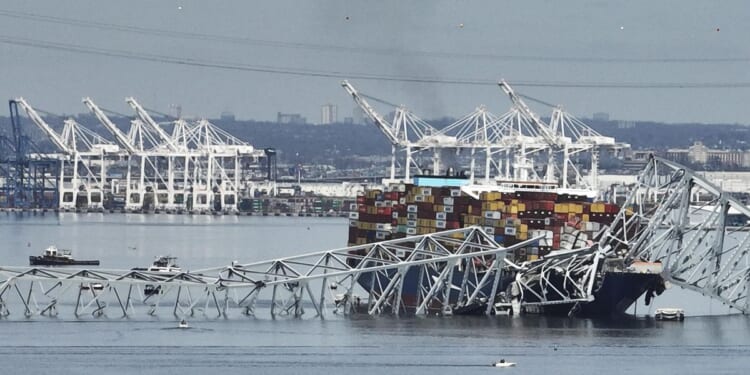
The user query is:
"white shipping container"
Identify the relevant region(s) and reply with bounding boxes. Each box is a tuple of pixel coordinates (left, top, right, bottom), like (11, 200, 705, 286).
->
(392, 211, 399, 219)
(443, 197, 454, 206)
(407, 220, 418, 227)
(349, 203, 358, 211)
(421, 187, 432, 196)
(399, 198, 406, 205)
(374, 201, 385, 207)
(444, 206, 454, 213)
(415, 195, 426, 202)
(349, 212, 359, 219)
(436, 212, 447, 220)
(450, 189, 461, 197)
(406, 227, 417, 235)
(504, 227, 517, 236)
(483, 227, 496, 235)
(544, 217, 551, 226)
(349, 219, 358, 227)
(435, 220, 446, 229)
(396, 249, 407, 258)
(407, 213, 418, 220)
(484, 211, 502, 219)
(375, 231, 389, 240)
(407, 205, 418, 213)
(376, 223, 392, 231)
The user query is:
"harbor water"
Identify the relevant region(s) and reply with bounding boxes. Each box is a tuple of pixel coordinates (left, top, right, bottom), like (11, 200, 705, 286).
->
(1, 213, 749, 374)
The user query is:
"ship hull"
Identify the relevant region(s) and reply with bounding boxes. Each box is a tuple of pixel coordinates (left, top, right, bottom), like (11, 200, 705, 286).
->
(520, 271, 663, 317)
(355, 267, 661, 317)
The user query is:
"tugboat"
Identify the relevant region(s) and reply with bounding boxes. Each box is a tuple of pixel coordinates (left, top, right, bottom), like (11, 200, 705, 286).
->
(29, 246, 100, 266)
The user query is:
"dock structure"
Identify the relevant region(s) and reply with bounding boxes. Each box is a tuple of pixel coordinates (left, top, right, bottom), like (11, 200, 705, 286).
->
(2, 97, 267, 213)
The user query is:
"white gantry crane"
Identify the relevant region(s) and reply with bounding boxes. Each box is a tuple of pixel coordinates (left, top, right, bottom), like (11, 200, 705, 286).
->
(343, 80, 624, 193)
(14, 97, 117, 210)
(498, 80, 629, 192)
(12, 97, 266, 212)
(342, 80, 446, 182)
(343, 80, 519, 183)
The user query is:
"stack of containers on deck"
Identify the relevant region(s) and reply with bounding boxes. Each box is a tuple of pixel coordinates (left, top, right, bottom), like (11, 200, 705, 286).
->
(348, 183, 621, 263)
(398, 186, 465, 237)
(347, 187, 405, 246)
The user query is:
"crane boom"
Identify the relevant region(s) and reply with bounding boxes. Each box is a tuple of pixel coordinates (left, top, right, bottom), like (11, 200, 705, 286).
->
(125, 97, 178, 151)
(498, 80, 561, 148)
(82, 98, 138, 154)
(13, 97, 73, 155)
(341, 80, 400, 145)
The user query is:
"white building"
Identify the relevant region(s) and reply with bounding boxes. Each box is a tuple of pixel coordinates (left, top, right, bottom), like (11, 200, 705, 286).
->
(320, 104, 338, 125)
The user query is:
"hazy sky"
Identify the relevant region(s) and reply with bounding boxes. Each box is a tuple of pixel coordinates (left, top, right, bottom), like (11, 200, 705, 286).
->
(0, 1, 749, 124)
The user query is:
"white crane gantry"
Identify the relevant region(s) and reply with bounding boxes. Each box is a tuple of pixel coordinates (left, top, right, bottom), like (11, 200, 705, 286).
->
(14, 97, 73, 155)
(83, 98, 138, 154)
(14, 97, 115, 209)
(125, 97, 180, 152)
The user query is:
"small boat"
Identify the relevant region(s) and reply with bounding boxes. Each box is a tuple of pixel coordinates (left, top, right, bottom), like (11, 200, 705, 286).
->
(132, 256, 182, 273)
(133, 256, 182, 296)
(655, 308, 685, 321)
(492, 360, 516, 368)
(178, 319, 189, 329)
(29, 246, 100, 266)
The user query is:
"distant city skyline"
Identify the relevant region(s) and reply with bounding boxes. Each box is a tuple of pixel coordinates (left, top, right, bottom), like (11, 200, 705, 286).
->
(1, 1, 749, 125)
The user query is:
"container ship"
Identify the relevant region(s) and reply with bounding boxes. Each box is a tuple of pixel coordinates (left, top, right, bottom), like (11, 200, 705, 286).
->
(346, 175, 664, 317)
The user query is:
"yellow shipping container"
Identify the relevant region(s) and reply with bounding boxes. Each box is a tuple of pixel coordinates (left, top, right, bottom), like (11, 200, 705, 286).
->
(518, 203, 526, 212)
(519, 224, 528, 233)
(480, 192, 502, 201)
(570, 204, 583, 214)
(555, 203, 569, 213)
(582, 214, 589, 222)
(509, 206, 518, 214)
(591, 202, 605, 213)
(517, 232, 528, 240)
(528, 254, 539, 261)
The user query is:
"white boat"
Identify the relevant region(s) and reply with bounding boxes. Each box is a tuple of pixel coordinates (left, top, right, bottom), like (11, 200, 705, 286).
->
(178, 319, 189, 329)
(492, 360, 516, 368)
(147, 256, 182, 273)
(655, 307, 685, 321)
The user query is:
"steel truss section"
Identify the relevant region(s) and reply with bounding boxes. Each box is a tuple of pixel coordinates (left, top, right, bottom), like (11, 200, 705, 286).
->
(602, 156, 750, 313)
(506, 247, 601, 314)
(0, 227, 538, 320)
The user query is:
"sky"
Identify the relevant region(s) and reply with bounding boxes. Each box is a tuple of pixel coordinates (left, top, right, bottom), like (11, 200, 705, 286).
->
(0, 0, 749, 124)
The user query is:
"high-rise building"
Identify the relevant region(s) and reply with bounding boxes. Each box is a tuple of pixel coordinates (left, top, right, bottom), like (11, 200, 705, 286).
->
(321, 104, 338, 125)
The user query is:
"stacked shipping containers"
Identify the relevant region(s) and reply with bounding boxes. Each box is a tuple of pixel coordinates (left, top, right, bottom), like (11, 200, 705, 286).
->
(348, 182, 621, 262)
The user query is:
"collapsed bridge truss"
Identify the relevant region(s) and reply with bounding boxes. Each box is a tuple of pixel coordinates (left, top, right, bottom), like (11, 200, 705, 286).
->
(0, 227, 536, 319)
(601, 156, 750, 313)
